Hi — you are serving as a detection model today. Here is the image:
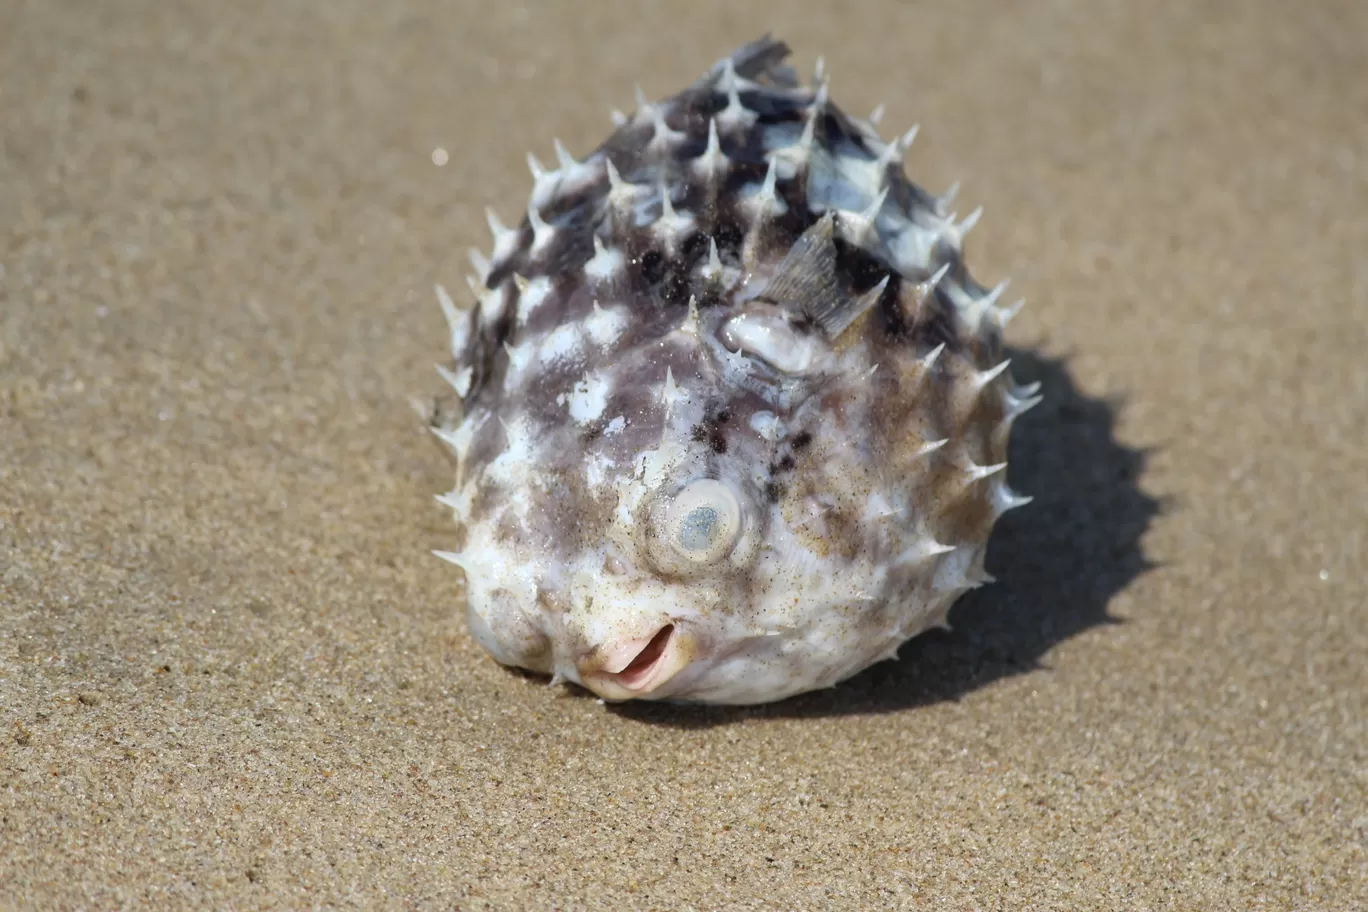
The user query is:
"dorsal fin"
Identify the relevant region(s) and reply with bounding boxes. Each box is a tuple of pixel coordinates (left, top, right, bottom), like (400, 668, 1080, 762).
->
(758, 213, 841, 323)
(758, 213, 881, 339)
(696, 35, 795, 89)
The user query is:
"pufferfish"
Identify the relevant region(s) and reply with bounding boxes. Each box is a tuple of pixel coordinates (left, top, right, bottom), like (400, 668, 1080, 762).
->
(424, 36, 1040, 706)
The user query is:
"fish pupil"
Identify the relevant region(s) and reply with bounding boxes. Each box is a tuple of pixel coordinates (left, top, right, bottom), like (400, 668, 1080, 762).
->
(678, 506, 720, 551)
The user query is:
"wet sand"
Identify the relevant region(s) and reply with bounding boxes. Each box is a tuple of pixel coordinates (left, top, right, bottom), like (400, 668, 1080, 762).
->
(2, 1, 1364, 908)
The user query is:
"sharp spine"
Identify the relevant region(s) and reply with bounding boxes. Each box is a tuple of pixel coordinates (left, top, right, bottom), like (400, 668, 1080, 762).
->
(812, 79, 829, 112)
(467, 248, 490, 280)
(878, 125, 918, 169)
(527, 203, 550, 234)
(702, 236, 723, 280)
(976, 359, 1012, 389)
(958, 206, 983, 236)
(997, 298, 1027, 328)
(919, 342, 947, 373)
(993, 484, 1034, 513)
(435, 284, 471, 355)
(899, 540, 956, 565)
(966, 461, 1008, 482)
(435, 363, 473, 398)
(797, 112, 817, 156)
(650, 108, 683, 149)
(757, 156, 780, 210)
(604, 158, 625, 192)
(981, 280, 1009, 308)
(553, 138, 575, 168)
(696, 117, 727, 177)
(915, 437, 950, 458)
(431, 424, 473, 462)
(661, 367, 680, 408)
(526, 203, 553, 254)
(432, 550, 470, 571)
(936, 181, 960, 216)
(830, 275, 889, 338)
(855, 187, 890, 240)
(679, 295, 701, 337)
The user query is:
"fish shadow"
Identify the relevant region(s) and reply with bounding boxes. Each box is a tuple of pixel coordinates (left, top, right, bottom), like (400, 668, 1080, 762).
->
(609, 348, 1163, 727)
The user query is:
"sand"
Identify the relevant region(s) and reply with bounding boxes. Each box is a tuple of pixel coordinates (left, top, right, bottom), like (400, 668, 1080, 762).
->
(2, 1, 1365, 908)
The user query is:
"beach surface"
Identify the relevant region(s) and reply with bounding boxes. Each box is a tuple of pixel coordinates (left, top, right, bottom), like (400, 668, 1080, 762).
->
(2, 1, 1365, 908)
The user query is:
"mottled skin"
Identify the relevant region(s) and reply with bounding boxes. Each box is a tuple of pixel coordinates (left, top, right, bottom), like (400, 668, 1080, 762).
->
(426, 37, 1039, 705)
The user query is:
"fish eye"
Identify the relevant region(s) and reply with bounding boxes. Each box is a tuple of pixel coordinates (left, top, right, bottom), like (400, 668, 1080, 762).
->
(664, 479, 742, 565)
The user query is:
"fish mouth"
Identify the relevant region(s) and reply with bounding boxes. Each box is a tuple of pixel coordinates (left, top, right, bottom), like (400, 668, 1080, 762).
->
(581, 624, 694, 700)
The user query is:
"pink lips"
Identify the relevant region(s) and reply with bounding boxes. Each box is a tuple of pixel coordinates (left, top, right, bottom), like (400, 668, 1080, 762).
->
(584, 625, 693, 700)
(604, 625, 675, 688)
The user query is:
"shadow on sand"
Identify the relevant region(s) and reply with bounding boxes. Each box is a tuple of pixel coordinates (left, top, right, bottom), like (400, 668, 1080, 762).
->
(606, 348, 1162, 728)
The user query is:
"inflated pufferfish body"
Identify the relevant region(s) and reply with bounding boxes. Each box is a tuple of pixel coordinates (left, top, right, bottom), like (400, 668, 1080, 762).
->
(428, 37, 1039, 705)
